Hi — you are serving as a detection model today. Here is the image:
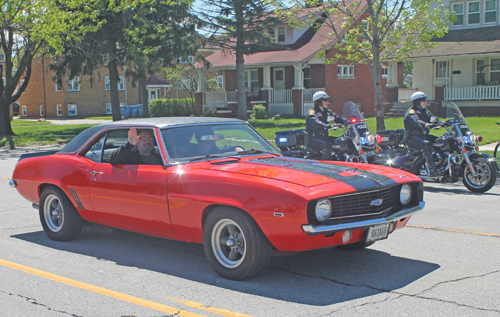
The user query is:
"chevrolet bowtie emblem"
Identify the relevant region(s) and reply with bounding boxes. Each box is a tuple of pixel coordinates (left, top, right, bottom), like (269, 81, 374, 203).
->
(370, 199, 383, 206)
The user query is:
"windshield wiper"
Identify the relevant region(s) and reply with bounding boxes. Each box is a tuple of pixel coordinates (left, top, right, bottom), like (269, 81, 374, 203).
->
(235, 149, 279, 156)
(189, 154, 241, 162)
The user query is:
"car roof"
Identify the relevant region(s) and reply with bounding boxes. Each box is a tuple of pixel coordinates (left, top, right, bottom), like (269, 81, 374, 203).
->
(59, 117, 246, 154)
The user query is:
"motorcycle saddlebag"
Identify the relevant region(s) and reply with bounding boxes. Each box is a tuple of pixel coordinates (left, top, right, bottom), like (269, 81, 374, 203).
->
(275, 129, 307, 147)
(376, 129, 406, 147)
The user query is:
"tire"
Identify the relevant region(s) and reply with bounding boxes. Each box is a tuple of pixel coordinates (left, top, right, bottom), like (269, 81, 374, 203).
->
(336, 241, 375, 251)
(39, 186, 84, 241)
(203, 207, 272, 280)
(494, 142, 500, 172)
(462, 159, 497, 193)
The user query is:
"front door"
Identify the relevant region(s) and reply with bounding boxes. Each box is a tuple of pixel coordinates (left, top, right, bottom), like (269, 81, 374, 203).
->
(274, 68, 285, 90)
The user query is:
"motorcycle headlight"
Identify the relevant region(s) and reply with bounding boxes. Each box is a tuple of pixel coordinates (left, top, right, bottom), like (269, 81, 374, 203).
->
(400, 184, 412, 205)
(315, 198, 332, 222)
(468, 133, 477, 145)
(365, 133, 375, 146)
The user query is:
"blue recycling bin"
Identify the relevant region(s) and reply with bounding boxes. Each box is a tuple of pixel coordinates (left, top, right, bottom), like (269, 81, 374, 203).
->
(129, 105, 139, 118)
(137, 104, 143, 117)
(120, 105, 130, 119)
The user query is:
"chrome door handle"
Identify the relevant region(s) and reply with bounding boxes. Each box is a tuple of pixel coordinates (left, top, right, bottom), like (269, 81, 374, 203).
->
(91, 171, 104, 176)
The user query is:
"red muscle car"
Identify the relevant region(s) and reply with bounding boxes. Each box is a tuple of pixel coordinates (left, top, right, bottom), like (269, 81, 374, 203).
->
(10, 117, 425, 280)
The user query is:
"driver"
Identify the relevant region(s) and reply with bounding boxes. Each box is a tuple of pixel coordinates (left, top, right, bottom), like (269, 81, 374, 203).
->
(306, 91, 347, 160)
(404, 91, 442, 177)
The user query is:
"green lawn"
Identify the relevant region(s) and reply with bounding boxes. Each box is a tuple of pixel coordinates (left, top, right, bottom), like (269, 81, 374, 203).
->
(1, 116, 500, 148)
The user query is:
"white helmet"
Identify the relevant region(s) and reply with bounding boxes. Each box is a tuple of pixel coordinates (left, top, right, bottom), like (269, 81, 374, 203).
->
(312, 91, 331, 102)
(410, 91, 428, 101)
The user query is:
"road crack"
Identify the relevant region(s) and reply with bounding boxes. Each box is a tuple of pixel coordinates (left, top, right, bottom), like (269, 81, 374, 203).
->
(0, 289, 83, 316)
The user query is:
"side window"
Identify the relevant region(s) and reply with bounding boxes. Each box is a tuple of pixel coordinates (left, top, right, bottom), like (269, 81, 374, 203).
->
(101, 130, 129, 163)
(84, 136, 105, 163)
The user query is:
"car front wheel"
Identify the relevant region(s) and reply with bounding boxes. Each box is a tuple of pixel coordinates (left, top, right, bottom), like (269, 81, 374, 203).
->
(39, 186, 84, 241)
(203, 207, 272, 280)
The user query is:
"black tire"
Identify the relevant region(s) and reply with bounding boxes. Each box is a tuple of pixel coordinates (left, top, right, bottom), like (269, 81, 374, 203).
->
(203, 207, 272, 280)
(494, 142, 500, 172)
(39, 186, 84, 241)
(336, 241, 375, 251)
(462, 159, 497, 193)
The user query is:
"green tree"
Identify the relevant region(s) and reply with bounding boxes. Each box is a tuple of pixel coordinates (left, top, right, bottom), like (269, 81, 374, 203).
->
(50, 0, 200, 121)
(0, 0, 70, 140)
(196, 0, 283, 120)
(277, 0, 454, 131)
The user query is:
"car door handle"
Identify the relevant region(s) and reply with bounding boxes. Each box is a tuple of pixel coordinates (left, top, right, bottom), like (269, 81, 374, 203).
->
(91, 171, 104, 176)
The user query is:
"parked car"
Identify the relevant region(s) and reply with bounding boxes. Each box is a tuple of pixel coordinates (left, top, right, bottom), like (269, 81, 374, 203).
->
(9, 117, 425, 280)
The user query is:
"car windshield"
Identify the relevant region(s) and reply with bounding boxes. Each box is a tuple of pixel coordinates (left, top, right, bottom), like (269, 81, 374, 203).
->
(162, 123, 279, 162)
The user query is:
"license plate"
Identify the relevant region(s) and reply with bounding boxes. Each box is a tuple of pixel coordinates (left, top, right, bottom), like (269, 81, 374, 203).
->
(366, 223, 389, 242)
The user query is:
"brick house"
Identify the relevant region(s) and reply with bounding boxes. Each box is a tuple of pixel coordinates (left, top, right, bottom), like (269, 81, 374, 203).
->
(409, 0, 500, 116)
(195, 5, 404, 117)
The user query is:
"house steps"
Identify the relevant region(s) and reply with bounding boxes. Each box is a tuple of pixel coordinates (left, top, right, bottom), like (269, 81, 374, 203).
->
(385, 102, 412, 117)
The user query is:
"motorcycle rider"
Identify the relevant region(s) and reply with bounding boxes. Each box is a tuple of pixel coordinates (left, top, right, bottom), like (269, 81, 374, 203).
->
(306, 91, 348, 160)
(404, 91, 443, 177)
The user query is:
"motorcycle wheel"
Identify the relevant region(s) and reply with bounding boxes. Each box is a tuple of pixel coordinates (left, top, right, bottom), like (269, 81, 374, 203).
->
(462, 159, 497, 193)
(494, 142, 500, 172)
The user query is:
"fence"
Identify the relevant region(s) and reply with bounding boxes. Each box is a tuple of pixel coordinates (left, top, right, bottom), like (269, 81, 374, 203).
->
(398, 88, 417, 101)
(269, 89, 293, 103)
(444, 86, 500, 100)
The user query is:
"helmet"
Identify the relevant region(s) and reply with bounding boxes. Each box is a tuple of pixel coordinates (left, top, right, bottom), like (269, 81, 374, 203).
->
(410, 91, 428, 101)
(312, 91, 331, 102)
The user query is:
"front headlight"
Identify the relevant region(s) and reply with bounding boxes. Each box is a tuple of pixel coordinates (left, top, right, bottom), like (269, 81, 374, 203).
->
(468, 133, 477, 145)
(315, 198, 332, 222)
(365, 133, 375, 146)
(400, 184, 412, 205)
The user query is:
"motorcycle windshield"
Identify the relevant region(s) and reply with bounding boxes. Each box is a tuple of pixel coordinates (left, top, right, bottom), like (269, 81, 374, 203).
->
(343, 102, 364, 121)
(443, 102, 470, 134)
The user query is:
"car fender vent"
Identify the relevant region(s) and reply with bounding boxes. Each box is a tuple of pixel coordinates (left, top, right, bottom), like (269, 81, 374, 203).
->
(68, 188, 85, 210)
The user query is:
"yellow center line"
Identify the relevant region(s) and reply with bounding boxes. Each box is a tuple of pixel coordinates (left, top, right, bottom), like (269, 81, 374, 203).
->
(1, 177, 11, 180)
(407, 224, 500, 237)
(167, 297, 254, 317)
(0, 259, 205, 317)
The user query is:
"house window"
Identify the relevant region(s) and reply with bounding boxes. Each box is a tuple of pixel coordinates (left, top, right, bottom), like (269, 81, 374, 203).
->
(68, 104, 77, 116)
(106, 103, 112, 114)
(39, 105, 44, 117)
(57, 105, 63, 116)
(215, 76, 224, 89)
(55, 81, 61, 92)
(468, 2, 480, 24)
(453, 3, 464, 25)
(105, 77, 125, 90)
(180, 78, 193, 89)
(338, 65, 355, 77)
(277, 27, 286, 42)
(20, 80, 25, 93)
(150, 90, 156, 100)
(22, 106, 27, 116)
(485, 0, 496, 23)
(435, 61, 450, 79)
(476, 59, 486, 85)
(67, 77, 80, 91)
(0, 52, 5, 62)
(382, 66, 388, 78)
(303, 67, 311, 88)
(362, 19, 369, 31)
(178, 56, 194, 64)
(245, 69, 259, 91)
(490, 58, 500, 83)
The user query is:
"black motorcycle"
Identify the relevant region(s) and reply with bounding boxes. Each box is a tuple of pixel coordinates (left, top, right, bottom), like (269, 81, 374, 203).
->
(370, 102, 497, 193)
(275, 102, 377, 163)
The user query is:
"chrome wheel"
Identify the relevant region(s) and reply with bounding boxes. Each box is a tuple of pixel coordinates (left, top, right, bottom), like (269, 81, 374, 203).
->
(211, 219, 246, 269)
(464, 161, 491, 189)
(44, 194, 64, 232)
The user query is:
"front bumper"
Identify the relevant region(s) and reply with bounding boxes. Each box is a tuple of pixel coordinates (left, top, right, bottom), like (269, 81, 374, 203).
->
(302, 201, 425, 235)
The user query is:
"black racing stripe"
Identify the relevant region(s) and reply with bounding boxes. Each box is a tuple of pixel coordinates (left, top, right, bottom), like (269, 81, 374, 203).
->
(249, 158, 397, 190)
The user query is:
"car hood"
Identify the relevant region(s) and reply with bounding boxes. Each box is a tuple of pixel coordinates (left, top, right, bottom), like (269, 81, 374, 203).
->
(200, 157, 412, 190)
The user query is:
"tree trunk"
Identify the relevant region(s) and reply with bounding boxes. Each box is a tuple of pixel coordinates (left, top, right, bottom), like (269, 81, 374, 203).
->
(107, 42, 122, 122)
(235, 0, 247, 120)
(140, 79, 150, 118)
(0, 99, 15, 138)
(370, 51, 385, 132)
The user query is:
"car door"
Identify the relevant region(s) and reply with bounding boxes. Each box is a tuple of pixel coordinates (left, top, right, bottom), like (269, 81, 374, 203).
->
(85, 128, 174, 233)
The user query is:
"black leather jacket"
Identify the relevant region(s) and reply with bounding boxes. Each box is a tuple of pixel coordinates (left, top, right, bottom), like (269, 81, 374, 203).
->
(306, 106, 346, 137)
(404, 104, 433, 135)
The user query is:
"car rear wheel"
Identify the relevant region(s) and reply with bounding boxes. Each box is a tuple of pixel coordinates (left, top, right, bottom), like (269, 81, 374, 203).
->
(39, 187, 84, 241)
(203, 207, 272, 280)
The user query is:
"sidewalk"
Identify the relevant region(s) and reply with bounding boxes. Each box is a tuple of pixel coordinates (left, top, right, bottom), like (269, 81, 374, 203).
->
(479, 142, 498, 152)
(13, 117, 111, 125)
(0, 144, 65, 160)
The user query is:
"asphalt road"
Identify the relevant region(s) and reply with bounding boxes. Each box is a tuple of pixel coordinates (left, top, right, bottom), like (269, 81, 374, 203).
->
(0, 156, 499, 317)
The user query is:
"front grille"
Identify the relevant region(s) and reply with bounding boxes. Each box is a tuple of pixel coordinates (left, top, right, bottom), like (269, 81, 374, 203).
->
(329, 187, 396, 220)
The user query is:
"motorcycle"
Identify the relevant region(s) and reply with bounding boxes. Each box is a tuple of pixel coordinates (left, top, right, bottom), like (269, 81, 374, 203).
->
(369, 102, 497, 193)
(275, 102, 377, 163)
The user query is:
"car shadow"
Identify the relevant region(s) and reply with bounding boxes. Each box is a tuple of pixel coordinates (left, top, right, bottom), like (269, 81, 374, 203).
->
(13, 228, 439, 306)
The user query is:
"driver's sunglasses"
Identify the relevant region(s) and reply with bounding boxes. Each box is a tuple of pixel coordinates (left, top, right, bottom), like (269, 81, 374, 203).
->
(421, 98, 427, 101)
(139, 137, 154, 141)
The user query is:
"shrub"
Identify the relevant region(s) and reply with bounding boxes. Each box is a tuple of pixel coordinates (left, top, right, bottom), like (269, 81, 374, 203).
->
(252, 104, 268, 119)
(203, 108, 218, 117)
(149, 98, 195, 117)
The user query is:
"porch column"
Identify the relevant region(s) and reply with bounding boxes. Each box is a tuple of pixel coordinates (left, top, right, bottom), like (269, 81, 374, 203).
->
(262, 65, 272, 90)
(293, 63, 304, 89)
(196, 69, 205, 93)
(386, 61, 399, 103)
(293, 64, 305, 116)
